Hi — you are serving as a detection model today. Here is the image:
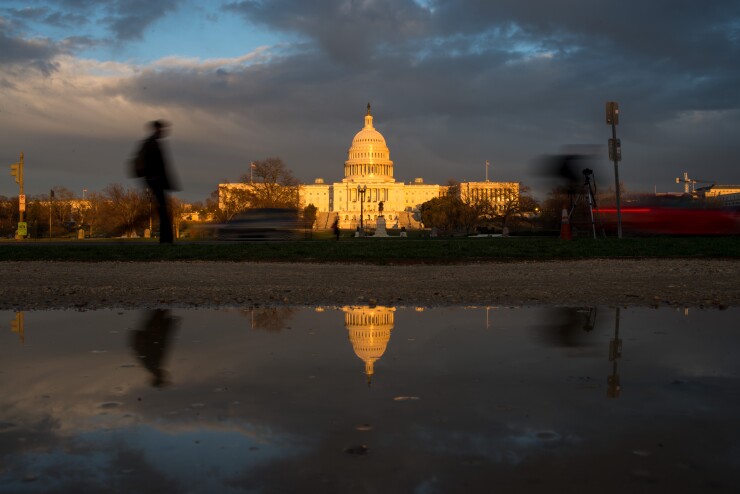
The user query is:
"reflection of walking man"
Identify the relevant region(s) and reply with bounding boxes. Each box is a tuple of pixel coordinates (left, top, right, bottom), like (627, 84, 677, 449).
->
(130, 309, 180, 387)
(137, 120, 179, 244)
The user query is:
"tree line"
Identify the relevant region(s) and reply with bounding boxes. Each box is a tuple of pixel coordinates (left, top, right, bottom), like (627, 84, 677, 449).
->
(1, 154, 621, 238)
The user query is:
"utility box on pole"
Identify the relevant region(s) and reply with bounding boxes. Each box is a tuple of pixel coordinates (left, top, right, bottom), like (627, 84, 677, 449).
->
(606, 102, 619, 125)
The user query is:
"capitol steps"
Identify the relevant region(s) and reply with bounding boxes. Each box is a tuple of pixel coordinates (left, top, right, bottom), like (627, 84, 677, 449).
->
(396, 211, 422, 229)
(314, 212, 337, 230)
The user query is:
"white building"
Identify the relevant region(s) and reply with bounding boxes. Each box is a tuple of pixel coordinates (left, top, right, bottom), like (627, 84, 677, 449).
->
(221, 104, 520, 230)
(300, 104, 441, 230)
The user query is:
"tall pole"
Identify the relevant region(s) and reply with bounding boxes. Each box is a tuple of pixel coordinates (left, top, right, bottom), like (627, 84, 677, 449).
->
(18, 153, 24, 224)
(49, 189, 53, 240)
(611, 121, 622, 239)
(250, 161, 254, 183)
(358, 185, 366, 235)
(485, 160, 490, 182)
(606, 102, 623, 238)
(10, 152, 25, 237)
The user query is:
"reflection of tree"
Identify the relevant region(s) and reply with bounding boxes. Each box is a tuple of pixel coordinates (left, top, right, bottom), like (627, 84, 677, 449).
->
(244, 307, 296, 332)
(130, 310, 180, 387)
(536, 307, 597, 347)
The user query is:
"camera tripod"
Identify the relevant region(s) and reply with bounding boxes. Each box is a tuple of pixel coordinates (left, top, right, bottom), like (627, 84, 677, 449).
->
(568, 168, 605, 239)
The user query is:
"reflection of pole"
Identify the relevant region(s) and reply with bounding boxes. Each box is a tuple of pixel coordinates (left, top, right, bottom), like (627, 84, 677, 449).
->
(607, 307, 622, 398)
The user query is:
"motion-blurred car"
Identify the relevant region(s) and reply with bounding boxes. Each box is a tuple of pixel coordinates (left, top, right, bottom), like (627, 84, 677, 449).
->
(597, 200, 739, 235)
(216, 208, 305, 241)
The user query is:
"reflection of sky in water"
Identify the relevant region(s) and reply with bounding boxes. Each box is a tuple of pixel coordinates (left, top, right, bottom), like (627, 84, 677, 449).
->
(1, 307, 739, 492)
(2, 425, 305, 493)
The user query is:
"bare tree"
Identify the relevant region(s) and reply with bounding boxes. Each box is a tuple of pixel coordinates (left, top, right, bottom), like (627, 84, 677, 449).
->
(83, 191, 107, 237)
(214, 185, 251, 221)
(0, 196, 16, 236)
(420, 195, 478, 235)
(103, 184, 148, 236)
(239, 157, 300, 209)
(50, 186, 76, 232)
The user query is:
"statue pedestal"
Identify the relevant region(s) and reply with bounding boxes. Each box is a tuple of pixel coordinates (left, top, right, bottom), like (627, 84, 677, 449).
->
(373, 216, 389, 237)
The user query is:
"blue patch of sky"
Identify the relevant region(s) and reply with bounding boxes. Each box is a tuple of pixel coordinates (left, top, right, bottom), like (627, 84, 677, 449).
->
(412, 0, 436, 13)
(100, 3, 288, 65)
(1, 0, 290, 65)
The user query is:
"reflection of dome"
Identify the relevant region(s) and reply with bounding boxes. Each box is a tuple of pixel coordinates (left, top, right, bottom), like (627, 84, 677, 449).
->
(344, 103, 394, 183)
(343, 306, 395, 384)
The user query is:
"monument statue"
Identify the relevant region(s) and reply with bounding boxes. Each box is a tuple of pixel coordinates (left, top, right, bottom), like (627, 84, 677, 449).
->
(373, 201, 388, 237)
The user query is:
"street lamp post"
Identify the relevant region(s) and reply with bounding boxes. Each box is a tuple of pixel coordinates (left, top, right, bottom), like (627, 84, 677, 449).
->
(357, 185, 367, 235)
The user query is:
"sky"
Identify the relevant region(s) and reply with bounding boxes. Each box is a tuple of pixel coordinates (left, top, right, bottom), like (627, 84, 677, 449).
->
(1, 0, 739, 203)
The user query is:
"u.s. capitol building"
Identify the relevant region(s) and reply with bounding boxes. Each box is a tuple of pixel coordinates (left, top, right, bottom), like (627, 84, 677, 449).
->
(222, 104, 520, 230)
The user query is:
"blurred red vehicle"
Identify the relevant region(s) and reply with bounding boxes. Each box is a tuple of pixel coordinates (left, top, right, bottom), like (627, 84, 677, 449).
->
(597, 201, 739, 235)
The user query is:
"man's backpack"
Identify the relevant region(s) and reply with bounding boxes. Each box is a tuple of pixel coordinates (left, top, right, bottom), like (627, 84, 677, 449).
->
(131, 141, 147, 178)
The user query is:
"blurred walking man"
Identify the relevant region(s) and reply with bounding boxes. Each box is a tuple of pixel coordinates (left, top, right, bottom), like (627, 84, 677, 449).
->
(135, 120, 179, 244)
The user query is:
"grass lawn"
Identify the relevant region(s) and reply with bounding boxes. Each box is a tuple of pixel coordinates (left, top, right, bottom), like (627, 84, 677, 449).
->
(1, 236, 738, 263)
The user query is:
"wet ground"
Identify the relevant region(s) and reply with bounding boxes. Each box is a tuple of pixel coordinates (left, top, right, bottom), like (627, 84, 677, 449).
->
(1, 306, 739, 493)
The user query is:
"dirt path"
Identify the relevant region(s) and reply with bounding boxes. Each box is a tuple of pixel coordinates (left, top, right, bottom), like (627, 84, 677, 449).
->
(1, 259, 738, 310)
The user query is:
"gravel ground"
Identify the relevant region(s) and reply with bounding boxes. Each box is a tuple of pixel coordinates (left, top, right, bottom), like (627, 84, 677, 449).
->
(1, 259, 738, 310)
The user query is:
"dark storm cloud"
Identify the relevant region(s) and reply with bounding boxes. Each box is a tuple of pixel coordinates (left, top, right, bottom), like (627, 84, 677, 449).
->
(102, 0, 179, 42)
(0, 20, 60, 74)
(3, 0, 740, 200)
(1, 0, 178, 43)
(107, 0, 740, 191)
(3, 6, 87, 28)
(219, 0, 740, 129)
(225, 0, 431, 63)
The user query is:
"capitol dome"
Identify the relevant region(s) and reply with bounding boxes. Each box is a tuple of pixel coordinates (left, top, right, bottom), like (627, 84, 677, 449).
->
(344, 103, 394, 183)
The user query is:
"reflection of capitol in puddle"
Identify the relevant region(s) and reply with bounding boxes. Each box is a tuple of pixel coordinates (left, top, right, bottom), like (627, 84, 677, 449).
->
(343, 306, 395, 385)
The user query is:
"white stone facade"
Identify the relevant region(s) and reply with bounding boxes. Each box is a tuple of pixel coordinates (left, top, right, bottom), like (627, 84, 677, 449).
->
(221, 104, 520, 230)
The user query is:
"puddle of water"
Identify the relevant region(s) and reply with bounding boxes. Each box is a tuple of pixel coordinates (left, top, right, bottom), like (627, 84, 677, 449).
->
(1, 306, 739, 492)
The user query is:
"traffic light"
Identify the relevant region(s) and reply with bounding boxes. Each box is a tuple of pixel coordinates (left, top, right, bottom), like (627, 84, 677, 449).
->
(606, 101, 619, 125)
(10, 163, 21, 183)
